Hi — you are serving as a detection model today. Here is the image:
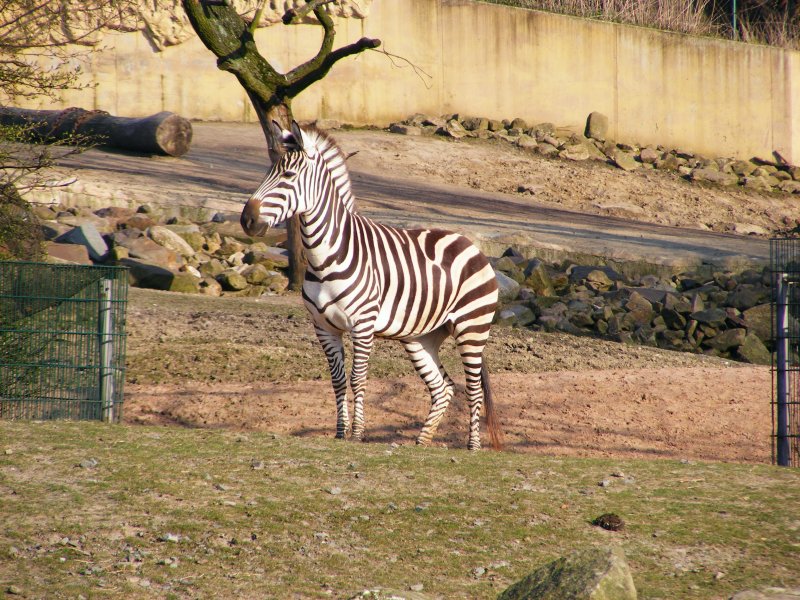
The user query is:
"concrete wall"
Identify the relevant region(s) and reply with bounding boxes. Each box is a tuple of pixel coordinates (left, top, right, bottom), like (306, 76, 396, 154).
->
(17, 0, 800, 163)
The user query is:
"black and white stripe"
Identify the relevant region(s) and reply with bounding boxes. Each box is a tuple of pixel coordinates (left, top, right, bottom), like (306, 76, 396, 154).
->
(241, 121, 501, 450)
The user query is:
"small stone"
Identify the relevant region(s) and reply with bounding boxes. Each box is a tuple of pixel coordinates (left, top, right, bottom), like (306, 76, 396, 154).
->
(472, 566, 486, 578)
(250, 459, 265, 470)
(327, 487, 342, 495)
(409, 583, 424, 592)
(78, 458, 98, 469)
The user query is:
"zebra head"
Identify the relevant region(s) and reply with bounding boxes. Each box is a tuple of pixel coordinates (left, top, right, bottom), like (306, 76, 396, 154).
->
(241, 120, 318, 237)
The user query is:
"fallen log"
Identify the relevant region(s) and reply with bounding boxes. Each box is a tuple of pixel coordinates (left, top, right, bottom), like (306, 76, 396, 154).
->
(0, 107, 193, 157)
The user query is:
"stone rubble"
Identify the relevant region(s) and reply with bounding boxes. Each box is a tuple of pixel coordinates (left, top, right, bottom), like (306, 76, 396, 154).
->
(489, 249, 774, 365)
(40, 202, 775, 365)
(390, 112, 800, 196)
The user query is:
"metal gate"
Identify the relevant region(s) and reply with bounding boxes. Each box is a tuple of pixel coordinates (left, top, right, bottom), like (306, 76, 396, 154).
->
(770, 239, 800, 466)
(0, 261, 127, 422)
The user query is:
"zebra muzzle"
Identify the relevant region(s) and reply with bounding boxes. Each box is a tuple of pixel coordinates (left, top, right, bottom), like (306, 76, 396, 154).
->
(241, 197, 267, 236)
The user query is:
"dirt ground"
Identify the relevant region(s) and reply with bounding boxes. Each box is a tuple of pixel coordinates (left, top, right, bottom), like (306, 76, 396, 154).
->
(122, 289, 772, 465)
(57, 125, 784, 465)
(332, 128, 799, 236)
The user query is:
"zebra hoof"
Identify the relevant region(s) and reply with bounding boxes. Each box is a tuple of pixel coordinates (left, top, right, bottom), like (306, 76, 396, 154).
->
(415, 437, 431, 447)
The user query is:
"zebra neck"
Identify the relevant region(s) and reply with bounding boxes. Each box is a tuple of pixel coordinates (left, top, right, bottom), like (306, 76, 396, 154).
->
(298, 181, 356, 272)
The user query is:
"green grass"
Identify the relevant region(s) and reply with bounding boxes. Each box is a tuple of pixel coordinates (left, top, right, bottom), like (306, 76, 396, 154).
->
(1, 422, 799, 598)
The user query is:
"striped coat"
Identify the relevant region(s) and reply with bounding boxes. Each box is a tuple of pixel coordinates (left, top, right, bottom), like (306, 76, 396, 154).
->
(241, 121, 501, 450)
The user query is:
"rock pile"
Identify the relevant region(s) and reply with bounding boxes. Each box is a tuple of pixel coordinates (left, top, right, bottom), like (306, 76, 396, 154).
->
(389, 112, 800, 197)
(39, 203, 775, 365)
(491, 249, 774, 365)
(37, 203, 290, 297)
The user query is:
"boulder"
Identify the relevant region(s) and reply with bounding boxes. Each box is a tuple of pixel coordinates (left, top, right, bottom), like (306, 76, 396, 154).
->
(462, 116, 489, 131)
(495, 270, 521, 304)
(560, 144, 590, 161)
(122, 258, 199, 293)
(639, 147, 661, 164)
(496, 304, 536, 327)
(704, 327, 747, 351)
(149, 225, 196, 258)
(111, 229, 184, 270)
(524, 260, 555, 297)
(690, 307, 727, 328)
(57, 222, 109, 261)
(198, 276, 222, 297)
(585, 112, 609, 140)
(742, 304, 772, 343)
(737, 333, 771, 365)
(217, 269, 248, 291)
(45, 242, 92, 265)
(609, 149, 640, 171)
(690, 168, 739, 186)
(497, 546, 637, 600)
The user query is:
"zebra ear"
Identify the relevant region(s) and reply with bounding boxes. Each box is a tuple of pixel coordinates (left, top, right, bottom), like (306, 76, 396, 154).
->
(290, 120, 306, 152)
(270, 120, 286, 150)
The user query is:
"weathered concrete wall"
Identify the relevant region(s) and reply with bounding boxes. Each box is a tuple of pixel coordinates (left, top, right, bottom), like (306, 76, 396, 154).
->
(16, 0, 800, 163)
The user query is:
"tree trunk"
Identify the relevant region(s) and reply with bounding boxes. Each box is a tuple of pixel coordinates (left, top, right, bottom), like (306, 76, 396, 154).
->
(247, 94, 307, 291)
(0, 107, 193, 157)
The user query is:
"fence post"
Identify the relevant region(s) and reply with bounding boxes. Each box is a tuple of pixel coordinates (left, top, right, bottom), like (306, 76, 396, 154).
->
(775, 273, 790, 466)
(98, 279, 115, 422)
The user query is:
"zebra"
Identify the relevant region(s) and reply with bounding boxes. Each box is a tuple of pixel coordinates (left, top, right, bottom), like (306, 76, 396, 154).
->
(240, 121, 502, 450)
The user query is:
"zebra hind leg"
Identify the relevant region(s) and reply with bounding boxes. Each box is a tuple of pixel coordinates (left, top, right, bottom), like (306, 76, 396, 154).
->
(314, 326, 349, 439)
(455, 326, 491, 451)
(402, 328, 454, 446)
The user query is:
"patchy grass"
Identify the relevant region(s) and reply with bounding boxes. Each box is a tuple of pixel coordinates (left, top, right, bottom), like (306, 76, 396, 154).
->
(1, 421, 799, 599)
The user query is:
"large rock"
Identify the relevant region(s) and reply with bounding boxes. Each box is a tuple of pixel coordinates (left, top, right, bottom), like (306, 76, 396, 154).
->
(737, 333, 771, 364)
(690, 168, 739, 186)
(111, 230, 184, 270)
(585, 112, 609, 140)
(609, 149, 640, 171)
(497, 547, 637, 600)
(524, 259, 555, 296)
(45, 241, 92, 265)
(496, 270, 521, 304)
(57, 222, 108, 261)
(704, 327, 747, 351)
(149, 225, 196, 258)
(742, 304, 772, 343)
(122, 258, 199, 293)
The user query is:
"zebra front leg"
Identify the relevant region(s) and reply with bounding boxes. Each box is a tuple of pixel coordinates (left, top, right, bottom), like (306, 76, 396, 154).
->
(402, 329, 453, 446)
(349, 326, 375, 441)
(314, 326, 349, 439)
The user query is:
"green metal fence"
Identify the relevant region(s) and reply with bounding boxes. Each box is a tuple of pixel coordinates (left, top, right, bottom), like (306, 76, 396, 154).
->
(0, 261, 128, 422)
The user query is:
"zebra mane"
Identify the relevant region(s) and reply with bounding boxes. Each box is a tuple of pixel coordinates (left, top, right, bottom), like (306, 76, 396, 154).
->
(300, 125, 357, 213)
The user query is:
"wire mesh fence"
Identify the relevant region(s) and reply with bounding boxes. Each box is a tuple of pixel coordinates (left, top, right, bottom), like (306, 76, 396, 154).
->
(0, 261, 127, 422)
(770, 239, 800, 467)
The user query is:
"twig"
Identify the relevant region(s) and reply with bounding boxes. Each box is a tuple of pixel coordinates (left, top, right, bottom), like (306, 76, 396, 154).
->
(248, 0, 267, 35)
(283, 0, 338, 25)
(369, 47, 433, 90)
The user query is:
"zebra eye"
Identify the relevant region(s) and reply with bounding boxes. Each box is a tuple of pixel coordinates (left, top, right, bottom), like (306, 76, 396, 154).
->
(283, 170, 297, 178)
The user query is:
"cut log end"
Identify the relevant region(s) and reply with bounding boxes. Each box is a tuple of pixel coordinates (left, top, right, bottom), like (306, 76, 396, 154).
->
(154, 113, 193, 157)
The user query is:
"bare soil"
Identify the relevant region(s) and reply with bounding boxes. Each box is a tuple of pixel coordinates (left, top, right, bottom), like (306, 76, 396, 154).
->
(124, 289, 771, 464)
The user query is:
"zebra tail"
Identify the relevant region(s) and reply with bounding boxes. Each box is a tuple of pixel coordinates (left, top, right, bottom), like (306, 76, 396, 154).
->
(481, 359, 504, 451)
